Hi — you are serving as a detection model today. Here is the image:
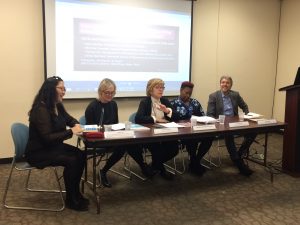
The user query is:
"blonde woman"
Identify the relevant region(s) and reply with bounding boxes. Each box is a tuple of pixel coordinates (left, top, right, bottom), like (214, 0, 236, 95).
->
(85, 78, 153, 188)
(135, 78, 180, 180)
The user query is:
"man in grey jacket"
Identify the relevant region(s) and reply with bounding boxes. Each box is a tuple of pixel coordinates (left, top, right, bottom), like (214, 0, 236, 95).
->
(207, 75, 256, 176)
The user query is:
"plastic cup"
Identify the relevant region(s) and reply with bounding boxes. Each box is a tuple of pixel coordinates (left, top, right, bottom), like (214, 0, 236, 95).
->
(190, 117, 198, 127)
(219, 115, 225, 124)
(125, 121, 132, 130)
(104, 125, 112, 131)
(238, 112, 245, 121)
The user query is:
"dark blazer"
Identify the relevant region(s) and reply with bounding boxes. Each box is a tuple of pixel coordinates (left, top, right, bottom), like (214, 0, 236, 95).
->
(135, 97, 180, 124)
(207, 90, 249, 118)
(25, 103, 78, 155)
(85, 99, 118, 125)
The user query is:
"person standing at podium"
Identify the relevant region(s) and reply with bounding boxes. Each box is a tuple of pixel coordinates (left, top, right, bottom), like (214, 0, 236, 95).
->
(171, 81, 213, 176)
(207, 75, 256, 176)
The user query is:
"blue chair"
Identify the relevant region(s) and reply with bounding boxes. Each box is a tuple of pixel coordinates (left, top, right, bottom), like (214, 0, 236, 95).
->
(79, 115, 86, 127)
(2, 123, 65, 211)
(128, 112, 136, 123)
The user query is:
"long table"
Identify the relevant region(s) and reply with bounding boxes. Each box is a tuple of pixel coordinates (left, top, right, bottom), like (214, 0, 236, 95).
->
(81, 116, 286, 214)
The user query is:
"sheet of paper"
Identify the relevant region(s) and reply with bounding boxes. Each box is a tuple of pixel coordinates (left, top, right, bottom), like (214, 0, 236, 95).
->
(156, 122, 185, 128)
(229, 121, 250, 128)
(193, 124, 216, 131)
(256, 119, 277, 125)
(104, 130, 134, 139)
(111, 123, 125, 130)
(153, 128, 178, 134)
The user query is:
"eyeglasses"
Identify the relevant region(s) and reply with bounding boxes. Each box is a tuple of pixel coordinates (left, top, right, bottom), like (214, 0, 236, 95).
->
(154, 86, 165, 90)
(103, 91, 116, 96)
(56, 86, 66, 92)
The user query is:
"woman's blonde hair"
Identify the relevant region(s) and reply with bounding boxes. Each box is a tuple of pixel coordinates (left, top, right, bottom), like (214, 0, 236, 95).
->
(146, 78, 165, 96)
(98, 78, 116, 94)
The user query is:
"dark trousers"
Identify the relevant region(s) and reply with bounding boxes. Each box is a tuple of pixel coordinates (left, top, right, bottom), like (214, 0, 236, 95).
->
(183, 137, 214, 165)
(146, 141, 179, 171)
(26, 143, 85, 199)
(224, 133, 257, 161)
(102, 145, 144, 173)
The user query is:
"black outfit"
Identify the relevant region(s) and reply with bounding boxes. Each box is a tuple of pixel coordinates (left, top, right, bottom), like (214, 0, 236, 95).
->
(25, 103, 87, 210)
(170, 97, 213, 175)
(85, 99, 147, 183)
(135, 97, 180, 174)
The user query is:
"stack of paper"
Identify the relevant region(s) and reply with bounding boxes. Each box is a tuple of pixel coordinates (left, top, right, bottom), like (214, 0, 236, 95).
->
(193, 116, 217, 124)
(244, 112, 263, 119)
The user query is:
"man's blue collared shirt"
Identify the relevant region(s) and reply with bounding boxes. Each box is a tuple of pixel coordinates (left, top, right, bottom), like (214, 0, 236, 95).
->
(222, 93, 234, 116)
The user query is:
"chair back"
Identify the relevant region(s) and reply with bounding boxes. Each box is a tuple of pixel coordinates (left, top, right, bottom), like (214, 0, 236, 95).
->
(79, 115, 86, 125)
(129, 112, 136, 123)
(11, 123, 29, 159)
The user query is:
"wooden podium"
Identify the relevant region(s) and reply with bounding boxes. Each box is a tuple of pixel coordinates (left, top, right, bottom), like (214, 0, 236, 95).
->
(279, 84, 300, 175)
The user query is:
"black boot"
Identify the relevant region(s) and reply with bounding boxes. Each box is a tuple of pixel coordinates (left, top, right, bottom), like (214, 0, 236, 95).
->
(234, 159, 253, 176)
(65, 193, 88, 211)
(140, 163, 155, 178)
(77, 192, 90, 205)
(189, 162, 206, 176)
(75, 186, 90, 205)
(99, 170, 112, 188)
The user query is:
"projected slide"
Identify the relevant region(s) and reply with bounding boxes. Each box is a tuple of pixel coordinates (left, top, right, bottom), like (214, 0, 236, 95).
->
(74, 19, 179, 72)
(44, 0, 192, 98)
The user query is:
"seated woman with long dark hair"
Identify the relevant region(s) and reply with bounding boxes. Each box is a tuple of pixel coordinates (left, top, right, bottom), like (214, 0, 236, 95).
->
(25, 76, 88, 211)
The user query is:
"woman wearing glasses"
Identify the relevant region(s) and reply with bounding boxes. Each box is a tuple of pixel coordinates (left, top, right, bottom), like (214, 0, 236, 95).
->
(25, 76, 88, 211)
(135, 78, 180, 180)
(85, 78, 154, 188)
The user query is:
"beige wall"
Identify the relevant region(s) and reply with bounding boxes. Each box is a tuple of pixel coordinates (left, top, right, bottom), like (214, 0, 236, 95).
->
(1, 0, 295, 159)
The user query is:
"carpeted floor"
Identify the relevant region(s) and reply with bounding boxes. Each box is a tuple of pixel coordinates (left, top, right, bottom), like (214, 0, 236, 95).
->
(1, 133, 300, 225)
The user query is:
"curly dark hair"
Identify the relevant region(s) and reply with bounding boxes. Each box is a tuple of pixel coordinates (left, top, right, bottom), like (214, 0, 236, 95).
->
(180, 81, 194, 89)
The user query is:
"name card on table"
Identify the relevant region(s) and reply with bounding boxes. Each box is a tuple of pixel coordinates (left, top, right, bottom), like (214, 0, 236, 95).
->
(229, 121, 249, 128)
(257, 119, 277, 125)
(193, 124, 216, 131)
(104, 130, 135, 139)
(153, 128, 178, 134)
